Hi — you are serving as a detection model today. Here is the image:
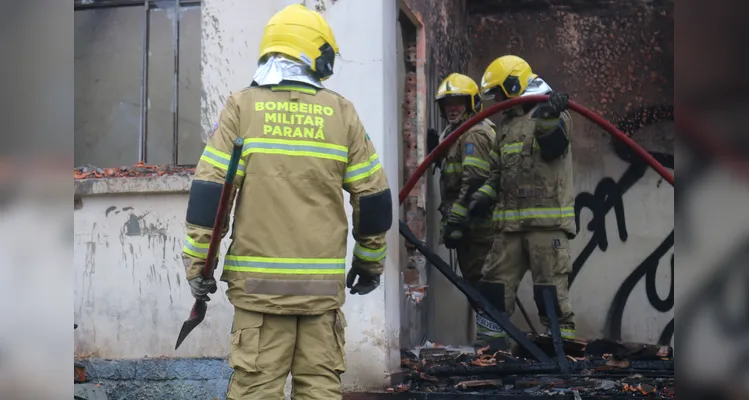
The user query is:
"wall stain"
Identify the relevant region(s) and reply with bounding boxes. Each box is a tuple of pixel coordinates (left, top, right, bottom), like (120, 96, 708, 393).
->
(124, 214, 146, 236)
(84, 241, 97, 275)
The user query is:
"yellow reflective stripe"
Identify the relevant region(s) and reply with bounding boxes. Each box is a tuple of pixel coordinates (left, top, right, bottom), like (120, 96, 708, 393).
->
(489, 150, 499, 163)
(463, 156, 490, 171)
(478, 184, 497, 200)
(501, 142, 523, 154)
(182, 236, 210, 260)
(270, 85, 318, 95)
(242, 138, 348, 163)
(200, 146, 247, 176)
(451, 203, 467, 217)
(473, 220, 493, 228)
(183, 236, 209, 259)
(536, 117, 560, 132)
(344, 153, 381, 183)
(444, 162, 462, 174)
(353, 243, 387, 262)
(223, 255, 345, 275)
(493, 207, 575, 221)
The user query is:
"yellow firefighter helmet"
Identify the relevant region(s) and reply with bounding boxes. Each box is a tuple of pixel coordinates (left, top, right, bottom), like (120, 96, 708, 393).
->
(480, 55, 538, 99)
(435, 73, 483, 120)
(258, 4, 339, 81)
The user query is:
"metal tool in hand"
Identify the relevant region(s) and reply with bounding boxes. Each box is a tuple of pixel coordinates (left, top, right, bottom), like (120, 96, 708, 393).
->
(175, 137, 244, 350)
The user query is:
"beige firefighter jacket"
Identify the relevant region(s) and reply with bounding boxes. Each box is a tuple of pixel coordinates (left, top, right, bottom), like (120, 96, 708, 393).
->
(182, 82, 392, 315)
(476, 106, 576, 237)
(439, 119, 496, 239)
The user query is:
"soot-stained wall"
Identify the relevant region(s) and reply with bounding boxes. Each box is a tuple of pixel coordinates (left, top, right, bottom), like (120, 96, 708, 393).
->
(403, 0, 474, 80)
(467, 2, 674, 164)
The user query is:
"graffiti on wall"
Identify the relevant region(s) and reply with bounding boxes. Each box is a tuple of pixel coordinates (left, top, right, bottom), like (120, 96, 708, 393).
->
(571, 105, 674, 345)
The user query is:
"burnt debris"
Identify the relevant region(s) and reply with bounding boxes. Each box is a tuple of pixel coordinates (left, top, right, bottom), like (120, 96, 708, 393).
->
(388, 335, 674, 398)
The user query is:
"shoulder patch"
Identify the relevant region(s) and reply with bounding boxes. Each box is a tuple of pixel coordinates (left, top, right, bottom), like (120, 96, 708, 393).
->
(465, 143, 474, 155)
(209, 121, 219, 137)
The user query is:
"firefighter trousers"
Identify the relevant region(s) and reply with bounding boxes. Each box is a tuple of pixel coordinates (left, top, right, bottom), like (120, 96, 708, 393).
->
(455, 233, 501, 342)
(226, 307, 347, 400)
(456, 238, 491, 284)
(481, 230, 576, 337)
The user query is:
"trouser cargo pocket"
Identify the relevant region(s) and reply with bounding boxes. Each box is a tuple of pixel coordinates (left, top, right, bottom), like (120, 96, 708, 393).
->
(228, 309, 264, 373)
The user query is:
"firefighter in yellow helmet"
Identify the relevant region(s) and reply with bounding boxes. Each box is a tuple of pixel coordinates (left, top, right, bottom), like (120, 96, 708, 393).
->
(468, 55, 577, 347)
(181, 5, 392, 399)
(428, 73, 501, 344)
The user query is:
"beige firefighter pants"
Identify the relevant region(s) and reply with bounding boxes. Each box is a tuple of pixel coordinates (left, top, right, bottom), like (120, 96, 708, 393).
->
(226, 307, 346, 400)
(456, 229, 496, 341)
(481, 230, 576, 333)
(456, 238, 492, 284)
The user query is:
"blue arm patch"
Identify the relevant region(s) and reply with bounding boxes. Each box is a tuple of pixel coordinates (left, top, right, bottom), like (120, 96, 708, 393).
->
(209, 121, 219, 137)
(465, 143, 474, 155)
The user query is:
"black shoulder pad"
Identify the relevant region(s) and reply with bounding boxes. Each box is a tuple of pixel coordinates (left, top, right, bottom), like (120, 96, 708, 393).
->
(358, 188, 393, 236)
(185, 180, 223, 228)
(536, 125, 569, 161)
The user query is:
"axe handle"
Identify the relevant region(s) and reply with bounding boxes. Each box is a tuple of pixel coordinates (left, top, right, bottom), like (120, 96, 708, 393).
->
(201, 137, 244, 280)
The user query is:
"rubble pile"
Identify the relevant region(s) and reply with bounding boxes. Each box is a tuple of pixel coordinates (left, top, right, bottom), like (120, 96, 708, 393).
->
(387, 336, 674, 398)
(74, 163, 195, 179)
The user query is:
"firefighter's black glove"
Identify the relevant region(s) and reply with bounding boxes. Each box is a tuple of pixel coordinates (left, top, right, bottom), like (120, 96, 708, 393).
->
(427, 128, 440, 155)
(442, 222, 464, 249)
(468, 190, 494, 219)
(346, 266, 380, 295)
(442, 209, 468, 249)
(539, 91, 569, 118)
(188, 275, 217, 301)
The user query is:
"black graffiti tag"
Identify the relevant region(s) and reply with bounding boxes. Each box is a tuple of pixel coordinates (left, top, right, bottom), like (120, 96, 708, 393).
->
(571, 105, 674, 344)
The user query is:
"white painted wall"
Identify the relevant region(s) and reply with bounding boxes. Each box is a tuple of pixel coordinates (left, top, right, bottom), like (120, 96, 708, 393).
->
(75, 0, 400, 393)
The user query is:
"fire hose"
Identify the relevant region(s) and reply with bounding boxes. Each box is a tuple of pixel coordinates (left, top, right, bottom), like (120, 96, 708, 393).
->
(401, 95, 674, 203)
(396, 95, 674, 363)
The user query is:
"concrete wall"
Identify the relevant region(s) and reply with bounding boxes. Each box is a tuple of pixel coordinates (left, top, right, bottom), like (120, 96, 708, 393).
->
(74, 0, 401, 398)
(422, 1, 675, 346)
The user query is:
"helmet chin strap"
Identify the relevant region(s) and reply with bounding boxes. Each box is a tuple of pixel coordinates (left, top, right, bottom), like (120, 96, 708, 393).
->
(448, 111, 472, 126)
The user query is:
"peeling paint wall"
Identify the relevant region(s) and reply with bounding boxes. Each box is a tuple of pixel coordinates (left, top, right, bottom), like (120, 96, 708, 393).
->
(423, 1, 675, 345)
(75, 193, 233, 360)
